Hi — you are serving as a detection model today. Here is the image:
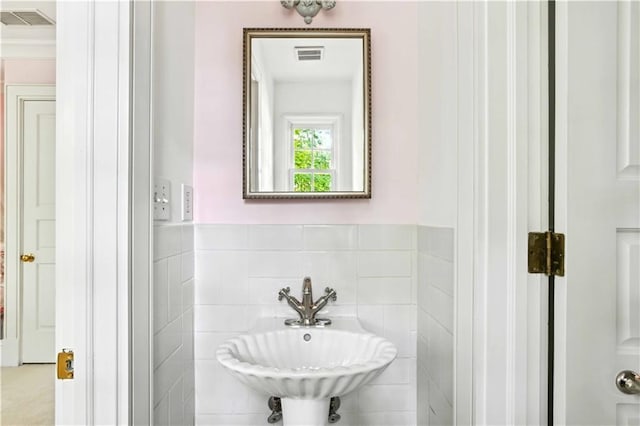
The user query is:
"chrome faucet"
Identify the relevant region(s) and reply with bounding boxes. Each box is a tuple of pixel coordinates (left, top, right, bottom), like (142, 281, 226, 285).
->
(278, 277, 337, 326)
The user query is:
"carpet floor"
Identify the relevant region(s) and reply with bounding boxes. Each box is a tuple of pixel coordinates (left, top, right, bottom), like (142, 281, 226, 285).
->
(1, 364, 54, 426)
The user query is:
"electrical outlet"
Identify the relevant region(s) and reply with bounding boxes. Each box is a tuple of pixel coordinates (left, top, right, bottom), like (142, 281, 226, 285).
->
(181, 184, 193, 221)
(153, 178, 171, 221)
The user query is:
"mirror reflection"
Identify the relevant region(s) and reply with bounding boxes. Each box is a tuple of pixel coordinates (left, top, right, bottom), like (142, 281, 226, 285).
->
(244, 29, 371, 199)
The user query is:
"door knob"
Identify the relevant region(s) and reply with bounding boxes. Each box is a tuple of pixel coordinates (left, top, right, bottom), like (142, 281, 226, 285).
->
(616, 370, 640, 395)
(20, 253, 35, 263)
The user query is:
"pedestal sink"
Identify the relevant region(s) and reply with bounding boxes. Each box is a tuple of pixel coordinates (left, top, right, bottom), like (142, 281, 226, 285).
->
(216, 317, 397, 426)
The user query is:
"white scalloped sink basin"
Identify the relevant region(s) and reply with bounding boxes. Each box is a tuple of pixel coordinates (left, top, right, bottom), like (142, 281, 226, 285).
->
(216, 326, 397, 398)
(216, 318, 397, 425)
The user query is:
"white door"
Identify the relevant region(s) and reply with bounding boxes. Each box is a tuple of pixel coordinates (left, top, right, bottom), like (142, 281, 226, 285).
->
(558, 1, 640, 424)
(21, 99, 56, 363)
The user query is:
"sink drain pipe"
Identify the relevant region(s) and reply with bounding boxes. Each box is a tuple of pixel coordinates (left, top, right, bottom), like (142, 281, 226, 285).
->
(327, 397, 341, 423)
(267, 396, 342, 424)
(267, 397, 283, 424)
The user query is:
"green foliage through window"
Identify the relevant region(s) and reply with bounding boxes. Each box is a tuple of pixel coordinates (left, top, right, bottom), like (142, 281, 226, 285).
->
(294, 173, 312, 192)
(292, 127, 333, 192)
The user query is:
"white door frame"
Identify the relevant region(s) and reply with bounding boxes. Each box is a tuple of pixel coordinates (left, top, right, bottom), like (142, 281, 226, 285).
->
(131, 1, 154, 424)
(1, 84, 56, 367)
(55, 1, 145, 424)
(554, 2, 569, 422)
(53, 0, 549, 424)
(456, 2, 548, 424)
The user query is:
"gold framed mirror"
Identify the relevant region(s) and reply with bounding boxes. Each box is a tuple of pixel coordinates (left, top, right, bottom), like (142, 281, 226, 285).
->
(243, 28, 371, 199)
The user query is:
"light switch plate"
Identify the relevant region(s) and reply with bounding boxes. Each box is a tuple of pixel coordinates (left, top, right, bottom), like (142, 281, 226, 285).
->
(153, 178, 171, 221)
(181, 184, 193, 221)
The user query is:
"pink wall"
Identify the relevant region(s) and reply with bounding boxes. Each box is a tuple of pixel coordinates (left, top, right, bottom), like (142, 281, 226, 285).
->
(2, 59, 56, 85)
(194, 1, 418, 224)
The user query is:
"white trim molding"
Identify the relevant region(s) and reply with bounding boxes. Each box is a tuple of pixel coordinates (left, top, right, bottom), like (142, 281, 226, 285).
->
(456, 1, 547, 424)
(131, 1, 154, 424)
(552, 1, 569, 424)
(56, 1, 134, 424)
(455, 2, 475, 424)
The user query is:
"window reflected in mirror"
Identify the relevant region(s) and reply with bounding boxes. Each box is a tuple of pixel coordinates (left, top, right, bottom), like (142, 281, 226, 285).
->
(292, 126, 334, 192)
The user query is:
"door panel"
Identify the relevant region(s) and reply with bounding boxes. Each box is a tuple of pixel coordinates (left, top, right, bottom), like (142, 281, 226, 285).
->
(617, 231, 640, 353)
(563, 2, 640, 424)
(22, 99, 56, 363)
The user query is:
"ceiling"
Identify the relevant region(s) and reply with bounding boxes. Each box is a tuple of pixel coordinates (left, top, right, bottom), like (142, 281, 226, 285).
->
(253, 37, 362, 83)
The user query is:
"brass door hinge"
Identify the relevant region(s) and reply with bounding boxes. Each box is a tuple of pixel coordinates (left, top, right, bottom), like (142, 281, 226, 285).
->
(528, 231, 565, 276)
(57, 349, 74, 380)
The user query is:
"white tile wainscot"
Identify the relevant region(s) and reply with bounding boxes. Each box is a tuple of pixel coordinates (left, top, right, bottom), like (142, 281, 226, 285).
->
(417, 226, 454, 426)
(154, 224, 196, 425)
(194, 224, 418, 426)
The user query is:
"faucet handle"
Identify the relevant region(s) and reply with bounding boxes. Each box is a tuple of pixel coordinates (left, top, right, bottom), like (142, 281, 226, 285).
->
(325, 287, 337, 302)
(278, 287, 291, 301)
